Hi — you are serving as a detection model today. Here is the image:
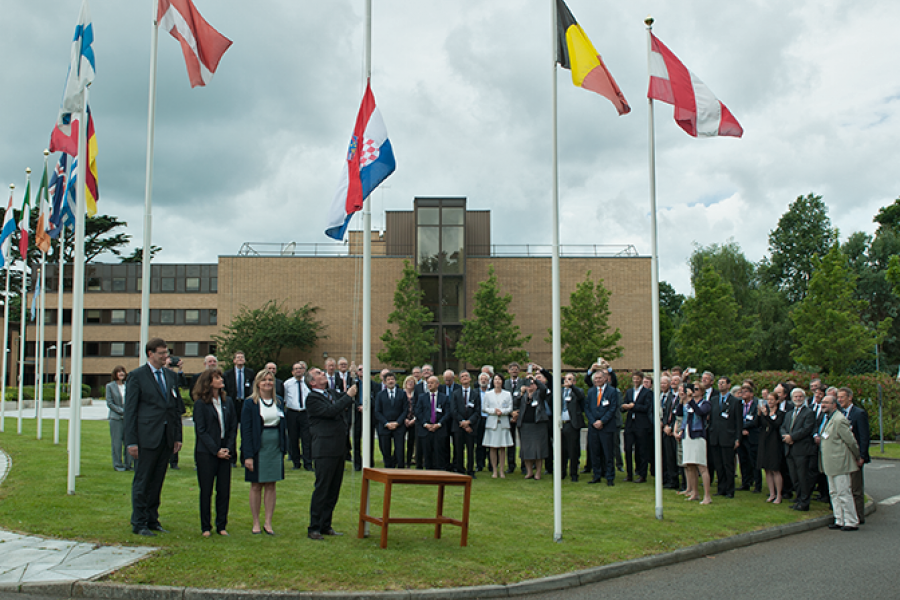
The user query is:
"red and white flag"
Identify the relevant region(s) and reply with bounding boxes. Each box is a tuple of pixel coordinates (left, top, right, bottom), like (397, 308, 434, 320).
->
(158, 0, 232, 88)
(648, 33, 742, 138)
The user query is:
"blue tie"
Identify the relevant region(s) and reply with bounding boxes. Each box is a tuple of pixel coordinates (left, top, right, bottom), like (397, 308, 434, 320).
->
(155, 369, 166, 396)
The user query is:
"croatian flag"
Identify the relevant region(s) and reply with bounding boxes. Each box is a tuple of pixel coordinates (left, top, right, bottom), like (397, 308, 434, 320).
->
(325, 81, 396, 241)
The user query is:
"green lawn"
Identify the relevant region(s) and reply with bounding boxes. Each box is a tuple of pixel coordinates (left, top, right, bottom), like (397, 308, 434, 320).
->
(0, 419, 828, 592)
(870, 441, 900, 460)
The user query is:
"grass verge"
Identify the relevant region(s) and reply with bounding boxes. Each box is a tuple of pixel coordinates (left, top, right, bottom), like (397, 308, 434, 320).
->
(0, 419, 828, 592)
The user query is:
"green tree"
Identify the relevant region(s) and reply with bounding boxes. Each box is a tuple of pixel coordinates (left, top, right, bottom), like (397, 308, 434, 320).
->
(547, 271, 622, 369)
(213, 300, 324, 368)
(790, 244, 891, 374)
(760, 193, 838, 302)
(672, 265, 751, 374)
(659, 280, 684, 368)
(689, 240, 755, 309)
(378, 261, 439, 372)
(120, 246, 163, 263)
(456, 265, 530, 368)
(874, 196, 900, 233)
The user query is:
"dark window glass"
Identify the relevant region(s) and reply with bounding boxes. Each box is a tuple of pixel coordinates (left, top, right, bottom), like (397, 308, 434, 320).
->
(161, 278, 175, 292)
(160, 309, 175, 324)
(186, 277, 200, 292)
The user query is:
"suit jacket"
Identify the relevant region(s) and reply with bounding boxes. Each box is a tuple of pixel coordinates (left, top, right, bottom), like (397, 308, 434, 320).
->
(561, 385, 586, 430)
(780, 404, 816, 457)
(584, 384, 618, 431)
(193, 395, 238, 460)
(124, 364, 183, 450)
(306, 388, 355, 458)
(517, 385, 550, 429)
(818, 411, 860, 476)
(415, 390, 451, 435)
(845, 404, 871, 463)
(662, 390, 678, 430)
(373, 387, 408, 436)
(740, 399, 760, 446)
(583, 369, 618, 390)
(325, 371, 345, 395)
(707, 392, 742, 447)
(503, 377, 528, 411)
(622, 386, 653, 432)
(451, 387, 481, 433)
(106, 381, 125, 421)
(482, 389, 512, 430)
(240, 396, 287, 459)
(224, 367, 256, 402)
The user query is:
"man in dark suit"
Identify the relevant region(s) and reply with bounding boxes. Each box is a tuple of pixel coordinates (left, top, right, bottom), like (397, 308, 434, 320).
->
(264, 362, 286, 399)
(708, 376, 742, 497)
(583, 370, 618, 486)
(560, 373, 585, 482)
(374, 373, 406, 468)
(410, 364, 433, 469)
(583, 360, 620, 473)
(837, 387, 870, 524)
(124, 338, 183, 537)
(439, 370, 458, 470)
(450, 371, 481, 477)
(284, 361, 313, 471)
(305, 367, 357, 540)
(737, 382, 762, 492)
(660, 375, 680, 489)
(166, 355, 188, 470)
(474, 372, 491, 472)
(780, 388, 817, 511)
(621, 370, 653, 483)
(354, 365, 380, 470)
(223, 351, 255, 416)
(503, 362, 528, 474)
(415, 376, 451, 470)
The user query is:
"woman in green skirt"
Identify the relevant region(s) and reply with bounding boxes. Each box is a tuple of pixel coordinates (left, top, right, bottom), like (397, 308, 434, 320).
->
(241, 370, 287, 535)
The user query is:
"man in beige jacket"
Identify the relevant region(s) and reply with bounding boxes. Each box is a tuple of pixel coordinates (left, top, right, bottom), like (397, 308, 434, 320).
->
(817, 394, 861, 531)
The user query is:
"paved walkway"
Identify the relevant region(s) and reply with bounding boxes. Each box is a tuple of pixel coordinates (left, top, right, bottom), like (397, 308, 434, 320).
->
(0, 449, 155, 586)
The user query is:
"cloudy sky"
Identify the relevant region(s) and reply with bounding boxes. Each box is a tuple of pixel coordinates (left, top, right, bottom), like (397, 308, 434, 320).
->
(1, 0, 898, 295)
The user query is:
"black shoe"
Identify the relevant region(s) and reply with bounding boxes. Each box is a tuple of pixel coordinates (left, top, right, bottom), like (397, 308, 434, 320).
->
(169, 465, 180, 470)
(607, 480, 615, 486)
(323, 528, 343, 536)
(292, 465, 302, 470)
(308, 531, 325, 540)
(304, 465, 314, 472)
(580, 468, 591, 474)
(715, 492, 727, 497)
(571, 475, 579, 483)
(475, 466, 483, 472)
(739, 485, 751, 491)
(624, 477, 633, 482)
(133, 527, 156, 537)
(725, 493, 734, 499)
(634, 477, 647, 484)
(468, 472, 477, 479)
(505, 467, 514, 474)
(588, 478, 602, 484)
(617, 466, 624, 473)
(752, 488, 762, 493)
(793, 504, 809, 512)
(828, 523, 842, 530)
(149, 524, 169, 533)
(841, 526, 858, 531)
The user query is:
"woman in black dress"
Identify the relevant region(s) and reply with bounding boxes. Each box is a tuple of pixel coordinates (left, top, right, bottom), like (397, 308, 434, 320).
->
(241, 370, 287, 535)
(756, 392, 785, 504)
(193, 368, 237, 537)
(517, 378, 549, 480)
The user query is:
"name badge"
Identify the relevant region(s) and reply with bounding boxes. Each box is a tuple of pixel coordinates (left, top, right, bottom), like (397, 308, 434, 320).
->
(687, 407, 694, 414)
(822, 433, 830, 439)
(531, 400, 538, 407)
(436, 407, 443, 413)
(721, 412, 729, 418)
(601, 400, 609, 407)
(466, 402, 474, 408)
(745, 415, 753, 421)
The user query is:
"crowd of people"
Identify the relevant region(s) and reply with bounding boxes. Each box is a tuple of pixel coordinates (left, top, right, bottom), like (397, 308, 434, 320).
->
(111, 342, 871, 539)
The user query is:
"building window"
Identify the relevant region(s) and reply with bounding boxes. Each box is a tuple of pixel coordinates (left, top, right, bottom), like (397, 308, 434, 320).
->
(186, 277, 200, 292)
(86, 310, 101, 324)
(110, 342, 125, 356)
(184, 342, 200, 357)
(111, 309, 126, 324)
(185, 309, 200, 324)
(112, 277, 126, 292)
(136, 277, 142, 292)
(209, 309, 217, 325)
(160, 309, 175, 324)
(161, 278, 175, 292)
(87, 278, 102, 291)
(85, 342, 100, 356)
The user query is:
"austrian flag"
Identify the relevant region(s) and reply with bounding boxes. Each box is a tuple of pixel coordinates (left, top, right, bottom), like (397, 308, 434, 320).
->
(648, 33, 743, 138)
(158, 0, 232, 87)
(326, 82, 396, 241)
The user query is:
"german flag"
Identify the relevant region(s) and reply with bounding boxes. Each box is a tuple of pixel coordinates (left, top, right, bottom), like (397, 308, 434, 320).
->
(556, 0, 630, 115)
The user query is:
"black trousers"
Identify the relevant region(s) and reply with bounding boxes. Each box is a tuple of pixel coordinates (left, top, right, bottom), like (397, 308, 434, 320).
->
(710, 443, 736, 495)
(131, 441, 173, 530)
(624, 428, 650, 479)
(453, 429, 477, 474)
(737, 438, 761, 490)
(196, 451, 231, 533)
(561, 422, 580, 478)
(507, 425, 519, 470)
(378, 426, 406, 469)
(352, 409, 363, 468)
(286, 409, 312, 469)
(588, 427, 615, 481)
(787, 452, 816, 507)
(420, 429, 450, 470)
(405, 425, 417, 467)
(475, 417, 487, 470)
(309, 456, 345, 533)
(662, 433, 679, 487)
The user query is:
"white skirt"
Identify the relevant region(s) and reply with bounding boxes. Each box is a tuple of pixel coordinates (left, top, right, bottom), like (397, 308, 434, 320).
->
(682, 434, 706, 466)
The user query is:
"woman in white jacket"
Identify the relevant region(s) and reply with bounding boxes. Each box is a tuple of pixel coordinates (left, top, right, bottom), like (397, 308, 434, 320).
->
(481, 373, 513, 479)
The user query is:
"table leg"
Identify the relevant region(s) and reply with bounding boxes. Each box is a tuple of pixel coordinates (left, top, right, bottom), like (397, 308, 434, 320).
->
(460, 479, 471, 546)
(381, 481, 392, 549)
(435, 483, 445, 539)
(358, 473, 370, 539)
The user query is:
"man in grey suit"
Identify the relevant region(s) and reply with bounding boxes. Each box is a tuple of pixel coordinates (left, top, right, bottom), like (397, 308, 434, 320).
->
(125, 338, 183, 537)
(780, 387, 816, 511)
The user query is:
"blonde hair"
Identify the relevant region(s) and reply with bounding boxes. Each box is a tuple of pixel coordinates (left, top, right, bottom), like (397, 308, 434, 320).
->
(249, 369, 276, 404)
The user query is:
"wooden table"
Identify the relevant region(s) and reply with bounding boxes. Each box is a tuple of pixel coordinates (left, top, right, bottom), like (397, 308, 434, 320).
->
(358, 468, 472, 549)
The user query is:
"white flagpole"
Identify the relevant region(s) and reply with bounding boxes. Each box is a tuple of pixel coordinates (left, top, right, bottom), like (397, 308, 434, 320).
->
(139, 0, 160, 365)
(68, 87, 89, 494)
(361, 0, 373, 530)
(54, 229, 65, 444)
(0, 184, 12, 433)
(550, 0, 563, 542)
(35, 151, 49, 440)
(18, 168, 30, 436)
(645, 16, 663, 520)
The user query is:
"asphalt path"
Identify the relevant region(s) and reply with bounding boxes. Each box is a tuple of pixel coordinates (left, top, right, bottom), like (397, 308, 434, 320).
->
(2, 460, 897, 600)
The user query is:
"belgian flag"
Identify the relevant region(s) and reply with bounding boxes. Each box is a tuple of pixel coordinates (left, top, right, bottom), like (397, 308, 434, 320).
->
(556, 0, 630, 116)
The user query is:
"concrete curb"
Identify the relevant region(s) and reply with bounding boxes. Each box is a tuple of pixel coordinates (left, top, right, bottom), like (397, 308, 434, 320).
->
(0, 500, 876, 599)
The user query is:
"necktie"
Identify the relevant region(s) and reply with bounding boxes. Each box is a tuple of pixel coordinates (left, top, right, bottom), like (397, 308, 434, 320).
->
(389, 390, 394, 405)
(155, 368, 166, 397)
(464, 389, 469, 409)
(329, 375, 335, 390)
(597, 387, 602, 407)
(431, 393, 436, 422)
(236, 369, 243, 399)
